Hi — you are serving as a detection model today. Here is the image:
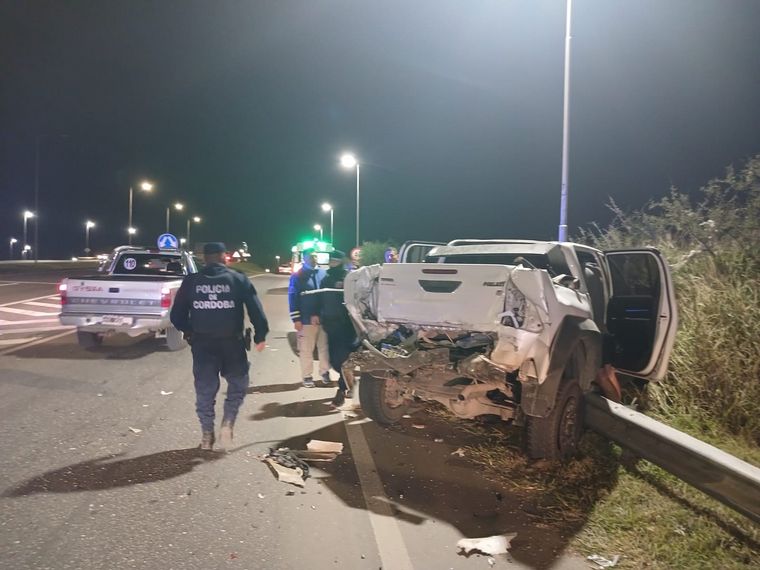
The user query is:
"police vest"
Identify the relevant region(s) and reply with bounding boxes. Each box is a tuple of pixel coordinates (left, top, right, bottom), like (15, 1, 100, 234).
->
(189, 271, 241, 337)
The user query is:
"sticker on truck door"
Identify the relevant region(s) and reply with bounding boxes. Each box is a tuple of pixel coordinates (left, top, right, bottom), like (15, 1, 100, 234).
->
(123, 257, 137, 271)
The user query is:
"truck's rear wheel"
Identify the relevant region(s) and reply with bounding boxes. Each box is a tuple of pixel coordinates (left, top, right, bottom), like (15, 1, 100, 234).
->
(77, 330, 103, 349)
(525, 378, 583, 461)
(165, 326, 186, 351)
(359, 373, 409, 425)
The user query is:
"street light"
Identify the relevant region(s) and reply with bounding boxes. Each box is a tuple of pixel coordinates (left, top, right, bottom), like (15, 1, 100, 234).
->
(128, 227, 137, 236)
(84, 220, 95, 254)
(9, 238, 17, 260)
(557, 0, 573, 242)
(165, 202, 184, 233)
(340, 153, 360, 247)
(22, 210, 35, 260)
(313, 224, 323, 240)
(321, 202, 334, 243)
(128, 180, 153, 245)
(186, 215, 201, 250)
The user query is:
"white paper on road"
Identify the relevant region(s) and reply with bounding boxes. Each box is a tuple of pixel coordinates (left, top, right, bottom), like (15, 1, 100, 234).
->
(306, 439, 344, 453)
(456, 533, 517, 556)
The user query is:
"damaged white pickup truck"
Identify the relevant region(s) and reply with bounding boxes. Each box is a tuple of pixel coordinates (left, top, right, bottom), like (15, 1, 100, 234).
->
(344, 240, 678, 460)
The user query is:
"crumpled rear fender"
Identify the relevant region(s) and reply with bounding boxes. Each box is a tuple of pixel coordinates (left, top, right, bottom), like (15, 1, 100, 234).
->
(520, 317, 602, 418)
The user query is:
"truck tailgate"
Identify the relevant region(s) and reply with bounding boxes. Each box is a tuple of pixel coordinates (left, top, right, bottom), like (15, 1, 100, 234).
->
(61, 278, 178, 316)
(377, 263, 513, 330)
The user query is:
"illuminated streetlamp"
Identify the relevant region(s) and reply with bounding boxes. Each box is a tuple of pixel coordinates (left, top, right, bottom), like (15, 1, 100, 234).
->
(128, 227, 137, 237)
(186, 215, 201, 249)
(313, 224, 323, 241)
(340, 153, 360, 247)
(9, 237, 18, 260)
(321, 202, 334, 243)
(165, 202, 184, 233)
(84, 220, 95, 254)
(128, 180, 153, 245)
(22, 210, 35, 259)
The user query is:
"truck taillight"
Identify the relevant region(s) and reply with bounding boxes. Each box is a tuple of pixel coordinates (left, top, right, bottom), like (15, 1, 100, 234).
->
(58, 282, 68, 305)
(160, 286, 172, 308)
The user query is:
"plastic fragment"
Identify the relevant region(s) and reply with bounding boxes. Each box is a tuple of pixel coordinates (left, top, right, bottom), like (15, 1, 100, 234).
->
(402, 414, 412, 419)
(306, 440, 344, 453)
(257, 493, 265, 499)
(264, 458, 305, 487)
(488, 558, 495, 567)
(434, 438, 444, 443)
(457, 533, 516, 556)
(412, 424, 425, 429)
(587, 554, 620, 568)
(128, 426, 142, 434)
(160, 390, 173, 396)
(451, 448, 466, 457)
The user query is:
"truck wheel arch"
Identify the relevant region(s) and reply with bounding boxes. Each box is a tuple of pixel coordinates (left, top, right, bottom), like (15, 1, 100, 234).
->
(520, 317, 601, 418)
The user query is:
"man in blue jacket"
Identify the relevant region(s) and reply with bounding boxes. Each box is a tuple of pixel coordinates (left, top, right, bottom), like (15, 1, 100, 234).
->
(288, 249, 330, 387)
(171, 242, 268, 451)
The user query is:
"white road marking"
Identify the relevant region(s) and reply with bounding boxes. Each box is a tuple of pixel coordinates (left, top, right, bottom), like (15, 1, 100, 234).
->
(0, 336, 40, 346)
(0, 282, 20, 287)
(21, 301, 61, 308)
(0, 329, 75, 356)
(345, 421, 414, 570)
(0, 318, 60, 326)
(0, 306, 52, 317)
(0, 325, 73, 336)
(0, 293, 60, 307)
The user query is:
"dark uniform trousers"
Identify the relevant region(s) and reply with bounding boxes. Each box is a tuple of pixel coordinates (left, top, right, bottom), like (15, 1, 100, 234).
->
(191, 336, 250, 433)
(323, 320, 354, 392)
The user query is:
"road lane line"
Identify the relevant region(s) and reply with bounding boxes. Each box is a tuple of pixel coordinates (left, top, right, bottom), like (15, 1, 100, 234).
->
(0, 282, 20, 287)
(21, 301, 61, 308)
(0, 318, 60, 326)
(0, 336, 40, 346)
(344, 421, 415, 570)
(0, 306, 52, 317)
(0, 325, 72, 336)
(0, 329, 75, 356)
(0, 293, 60, 307)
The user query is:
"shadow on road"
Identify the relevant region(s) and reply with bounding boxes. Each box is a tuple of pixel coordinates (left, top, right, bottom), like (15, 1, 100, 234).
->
(9, 334, 169, 361)
(246, 381, 302, 394)
(2, 448, 222, 497)
(275, 411, 619, 569)
(248, 398, 340, 421)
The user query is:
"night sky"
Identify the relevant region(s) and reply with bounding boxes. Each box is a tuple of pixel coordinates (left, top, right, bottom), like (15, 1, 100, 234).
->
(2, 1, 759, 262)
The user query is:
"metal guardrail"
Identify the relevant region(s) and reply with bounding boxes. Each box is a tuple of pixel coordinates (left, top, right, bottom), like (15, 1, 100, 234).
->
(584, 393, 760, 524)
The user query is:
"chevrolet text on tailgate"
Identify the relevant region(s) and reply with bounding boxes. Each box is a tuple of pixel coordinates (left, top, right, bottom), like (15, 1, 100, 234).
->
(344, 239, 678, 461)
(59, 245, 197, 350)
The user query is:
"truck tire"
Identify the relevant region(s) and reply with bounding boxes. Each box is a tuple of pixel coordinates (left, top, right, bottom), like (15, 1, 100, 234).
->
(165, 326, 187, 351)
(359, 372, 409, 425)
(525, 378, 583, 461)
(77, 330, 103, 349)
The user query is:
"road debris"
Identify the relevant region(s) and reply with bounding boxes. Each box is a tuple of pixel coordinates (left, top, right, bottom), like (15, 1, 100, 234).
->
(434, 438, 444, 443)
(127, 426, 142, 434)
(257, 493, 265, 499)
(160, 390, 173, 396)
(451, 448, 466, 457)
(457, 533, 517, 556)
(306, 439, 344, 454)
(412, 423, 425, 429)
(587, 554, 620, 568)
(265, 458, 306, 487)
(487, 558, 496, 567)
(402, 414, 412, 419)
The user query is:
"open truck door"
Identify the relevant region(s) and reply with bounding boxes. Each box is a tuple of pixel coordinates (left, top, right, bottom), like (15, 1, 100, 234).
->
(398, 241, 445, 263)
(604, 248, 678, 382)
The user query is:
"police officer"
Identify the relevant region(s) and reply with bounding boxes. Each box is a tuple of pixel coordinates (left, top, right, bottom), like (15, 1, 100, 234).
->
(318, 250, 357, 406)
(170, 242, 268, 451)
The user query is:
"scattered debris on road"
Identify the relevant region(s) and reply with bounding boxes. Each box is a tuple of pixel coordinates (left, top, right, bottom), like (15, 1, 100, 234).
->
(457, 533, 517, 556)
(587, 554, 621, 568)
(451, 448, 466, 457)
(412, 423, 425, 429)
(306, 439, 343, 454)
(160, 390, 173, 396)
(263, 441, 345, 486)
(265, 457, 307, 487)
(434, 438, 444, 443)
(127, 426, 142, 434)
(257, 493, 265, 499)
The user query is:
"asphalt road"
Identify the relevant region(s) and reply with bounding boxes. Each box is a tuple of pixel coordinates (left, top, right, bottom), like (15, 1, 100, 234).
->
(0, 269, 590, 570)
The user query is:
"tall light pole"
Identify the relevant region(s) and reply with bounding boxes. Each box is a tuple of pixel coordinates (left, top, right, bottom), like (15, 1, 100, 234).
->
(186, 216, 201, 250)
(321, 202, 334, 243)
(128, 227, 137, 240)
(22, 210, 34, 260)
(128, 181, 153, 245)
(340, 153, 360, 247)
(84, 220, 95, 254)
(166, 202, 183, 233)
(313, 224, 323, 241)
(9, 238, 17, 260)
(34, 133, 68, 262)
(558, 0, 573, 242)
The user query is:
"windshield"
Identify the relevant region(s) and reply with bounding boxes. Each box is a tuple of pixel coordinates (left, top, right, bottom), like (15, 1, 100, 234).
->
(112, 253, 186, 276)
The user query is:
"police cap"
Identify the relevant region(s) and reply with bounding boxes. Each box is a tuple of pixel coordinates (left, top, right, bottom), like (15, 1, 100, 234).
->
(329, 249, 345, 260)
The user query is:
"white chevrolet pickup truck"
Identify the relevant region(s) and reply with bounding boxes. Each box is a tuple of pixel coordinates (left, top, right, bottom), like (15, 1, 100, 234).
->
(59, 246, 197, 350)
(344, 239, 678, 460)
